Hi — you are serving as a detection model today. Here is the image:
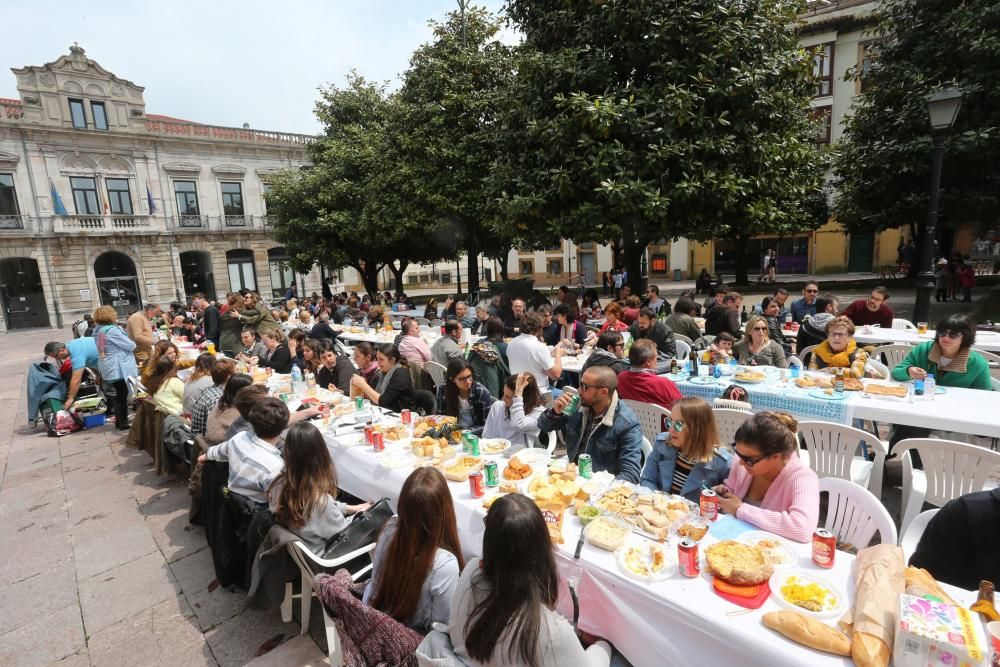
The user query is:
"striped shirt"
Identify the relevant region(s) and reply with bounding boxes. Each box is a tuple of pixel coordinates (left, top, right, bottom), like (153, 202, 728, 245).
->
(669, 454, 695, 496)
(205, 430, 283, 504)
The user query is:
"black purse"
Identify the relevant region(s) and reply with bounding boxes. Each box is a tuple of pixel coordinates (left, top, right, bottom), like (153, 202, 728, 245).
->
(322, 497, 393, 561)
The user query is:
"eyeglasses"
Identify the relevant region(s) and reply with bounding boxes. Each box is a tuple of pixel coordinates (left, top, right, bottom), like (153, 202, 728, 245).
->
(868, 296, 884, 304)
(454, 374, 474, 383)
(734, 449, 770, 468)
(828, 331, 850, 338)
(805, 289, 819, 294)
(664, 418, 686, 432)
(579, 382, 606, 392)
(937, 330, 963, 340)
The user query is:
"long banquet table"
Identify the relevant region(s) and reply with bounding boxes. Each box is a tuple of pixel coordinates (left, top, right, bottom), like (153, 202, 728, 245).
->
(787, 325, 1000, 354)
(319, 413, 976, 667)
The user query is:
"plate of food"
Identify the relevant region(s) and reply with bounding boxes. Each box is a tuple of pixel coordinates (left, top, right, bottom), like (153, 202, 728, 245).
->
(502, 456, 534, 481)
(770, 571, 847, 618)
(861, 382, 909, 400)
(794, 374, 833, 389)
(584, 516, 631, 551)
(373, 423, 409, 441)
(529, 473, 586, 507)
(442, 455, 483, 481)
(739, 531, 798, 569)
(734, 371, 768, 384)
(576, 505, 602, 526)
(374, 450, 416, 470)
(596, 487, 692, 540)
(479, 438, 511, 455)
(807, 388, 849, 401)
(688, 375, 719, 385)
(616, 541, 675, 582)
(674, 517, 710, 543)
(704, 540, 774, 586)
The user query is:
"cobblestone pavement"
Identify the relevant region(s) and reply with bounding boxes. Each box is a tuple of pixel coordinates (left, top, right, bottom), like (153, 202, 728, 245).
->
(0, 327, 321, 667)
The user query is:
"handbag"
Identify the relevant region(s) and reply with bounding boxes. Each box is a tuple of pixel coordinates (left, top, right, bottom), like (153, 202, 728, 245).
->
(323, 497, 393, 561)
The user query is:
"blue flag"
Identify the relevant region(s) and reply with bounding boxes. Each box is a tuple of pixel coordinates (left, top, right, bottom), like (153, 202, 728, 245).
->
(49, 178, 67, 215)
(146, 183, 156, 214)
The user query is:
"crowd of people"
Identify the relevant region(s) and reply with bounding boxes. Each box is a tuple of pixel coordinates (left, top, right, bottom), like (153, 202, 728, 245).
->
(36, 275, 997, 667)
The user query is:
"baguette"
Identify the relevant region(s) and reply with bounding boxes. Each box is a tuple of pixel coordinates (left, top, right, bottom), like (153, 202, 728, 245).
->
(851, 631, 890, 667)
(904, 566, 958, 607)
(762, 611, 852, 656)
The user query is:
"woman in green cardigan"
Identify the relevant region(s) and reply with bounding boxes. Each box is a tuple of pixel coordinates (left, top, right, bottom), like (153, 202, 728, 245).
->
(891, 314, 992, 390)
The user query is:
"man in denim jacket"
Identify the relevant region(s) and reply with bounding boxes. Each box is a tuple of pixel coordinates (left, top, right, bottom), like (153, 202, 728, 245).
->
(537, 366, 643, 483)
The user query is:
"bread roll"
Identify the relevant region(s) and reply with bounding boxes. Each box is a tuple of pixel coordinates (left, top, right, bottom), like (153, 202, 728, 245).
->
(851, 631, 890, 667)
(762, 611, 851, 656)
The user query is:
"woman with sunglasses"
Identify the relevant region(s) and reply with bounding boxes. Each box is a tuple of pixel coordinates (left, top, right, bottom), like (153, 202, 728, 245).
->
(712, 411, 819, 543)
(640, 397, 731, 502)
(434, 358, 495, 434)
(732, 315, 789, 368)
(891, 314, 991, 390)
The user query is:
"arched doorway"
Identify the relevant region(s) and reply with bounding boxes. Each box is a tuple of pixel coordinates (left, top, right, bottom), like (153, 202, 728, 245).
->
(94, 251, 141, 319)
(0, 257, 50, 329)
(179, 250, 216, 302)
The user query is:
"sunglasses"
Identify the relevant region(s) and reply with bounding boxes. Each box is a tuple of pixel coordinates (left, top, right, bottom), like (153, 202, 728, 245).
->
(937, 330, 963, 340)
(752, 326, 768, 332)
(805, 289, 819, 294)
(734, 449, 771, 468)
(664, 418, 686, 433)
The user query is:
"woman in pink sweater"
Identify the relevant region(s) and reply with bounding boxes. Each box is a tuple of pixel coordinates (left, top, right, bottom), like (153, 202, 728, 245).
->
(713, 412, 819, 543)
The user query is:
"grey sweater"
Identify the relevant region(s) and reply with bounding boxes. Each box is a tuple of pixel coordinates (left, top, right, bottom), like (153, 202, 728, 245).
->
(268, 483, 350, 556)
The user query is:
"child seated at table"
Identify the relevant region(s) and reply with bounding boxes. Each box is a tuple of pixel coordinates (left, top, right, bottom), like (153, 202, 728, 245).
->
(266, 422, 370, 555)
(640, 397, 731, 502)
(713, 411, 819, 543)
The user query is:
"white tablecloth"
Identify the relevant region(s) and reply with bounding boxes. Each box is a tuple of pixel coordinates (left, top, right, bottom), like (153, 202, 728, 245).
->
(787, 326, 1000, 353)
(320, 419, 976, 667)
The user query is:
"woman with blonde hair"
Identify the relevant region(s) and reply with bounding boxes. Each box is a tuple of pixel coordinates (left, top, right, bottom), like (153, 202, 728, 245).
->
(640, 397, 731, 501)
(141, 340, 195, 384)
(93, 305, 137, 430)
(182, 352, 217, 414)
(732, 315, 789, 368)
(259, 329, 292, 373)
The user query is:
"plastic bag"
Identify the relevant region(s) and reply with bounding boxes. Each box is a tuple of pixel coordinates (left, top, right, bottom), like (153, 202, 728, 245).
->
(49, 409, 82, 436)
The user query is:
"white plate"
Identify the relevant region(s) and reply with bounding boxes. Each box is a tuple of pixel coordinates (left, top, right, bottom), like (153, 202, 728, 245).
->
(478, 438, 511, 456)
(374, 451, 416, 470)
(515, 448, 551, 466)
(769, 570, 847, 619)
(615, 539, 676, 582)
(808, 388, 848, 401)
(739, 531, 799, 570)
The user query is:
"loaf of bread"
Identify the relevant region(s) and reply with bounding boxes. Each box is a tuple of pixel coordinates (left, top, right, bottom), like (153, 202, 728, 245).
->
(904, 566, 958, 607)
(851, 631, 890, 667)
(762, 611, 851, 656)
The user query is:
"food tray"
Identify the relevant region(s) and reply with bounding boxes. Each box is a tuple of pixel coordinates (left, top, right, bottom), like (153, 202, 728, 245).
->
(738, 531, 798, 570)
(615, 539, 676, 582)
(478, 438, 511, 456)
(769, 570, 847, 619)
(514, 447, 551, 466)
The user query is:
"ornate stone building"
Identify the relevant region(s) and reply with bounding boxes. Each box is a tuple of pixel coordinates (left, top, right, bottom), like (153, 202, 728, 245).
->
(0, 45, 314, 331)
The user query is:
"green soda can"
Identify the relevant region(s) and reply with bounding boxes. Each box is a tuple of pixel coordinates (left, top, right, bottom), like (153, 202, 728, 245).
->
(279, 392, 289, 403)
(461, 430, 473, 454)
(468, 434, 480, 457)
(562, 387, 581, 416)
(484, 460, 499, 487)
(354, 396, 364, 410)
(578, 453, 593, 479)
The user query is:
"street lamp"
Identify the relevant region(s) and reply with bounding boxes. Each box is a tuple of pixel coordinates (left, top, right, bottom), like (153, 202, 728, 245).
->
(913, 86, 962, 325)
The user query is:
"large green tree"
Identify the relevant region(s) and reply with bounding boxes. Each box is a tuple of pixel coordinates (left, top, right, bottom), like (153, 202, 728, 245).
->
(832, 0, 1000, 260)
(267, 74, 449, 295)
(498, 0, 828, 288)
(392, 5, 517, 295)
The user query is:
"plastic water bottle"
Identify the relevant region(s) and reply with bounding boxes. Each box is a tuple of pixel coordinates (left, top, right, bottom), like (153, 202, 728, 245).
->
(291, 366, 304, 397)
(361, 315, 369, 333)
(914, 377, 925, 397)
(923, 373, 936, 400)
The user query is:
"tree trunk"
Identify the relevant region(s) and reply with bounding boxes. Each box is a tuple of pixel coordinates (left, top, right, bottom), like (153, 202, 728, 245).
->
(609, 238, 624, 269)
(466, 240, 480, 298)
(387, 260, 409, 294)
(733, 233, 751, 286)
(623, 236, 647, 296)
(352, 261, 382, 296)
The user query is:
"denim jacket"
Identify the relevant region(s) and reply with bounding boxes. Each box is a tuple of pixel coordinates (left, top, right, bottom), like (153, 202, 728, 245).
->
(639, 436, 732, 502)
(537, 392, 643, 483)
(94, 324, 138, 382)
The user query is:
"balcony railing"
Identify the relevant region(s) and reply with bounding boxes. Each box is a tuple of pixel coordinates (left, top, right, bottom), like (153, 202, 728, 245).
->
(176, 214, 209, 228)
(54, 214, 160, 233)
(142, 120, 314, 146)
(224, 214, 250, 227)
(167, 214, 272, 232)
(0, 214, 29, 230)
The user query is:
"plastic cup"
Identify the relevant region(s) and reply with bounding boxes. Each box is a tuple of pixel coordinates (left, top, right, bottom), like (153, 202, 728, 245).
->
(986, 622, 1000, 665)
(917, 322, 928, 334)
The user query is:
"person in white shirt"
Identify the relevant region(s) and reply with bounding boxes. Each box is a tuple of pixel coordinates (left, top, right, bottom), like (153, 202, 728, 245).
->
(506, 312, 563, 393)
(199, 396, 289, 505)
(482, 373, 546, 448)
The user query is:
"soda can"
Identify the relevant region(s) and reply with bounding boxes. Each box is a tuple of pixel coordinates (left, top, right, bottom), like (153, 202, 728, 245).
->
(699, 489, 719, 522)
(400, 409, 412, 426)
(678, 538, 700, 578)
(562, 387, 581, 416)
(578, 453, 593, 479)
(364, 425, 374, 445)
(279, 392, 289, 403)
(468, 471, 485, 498)
(467, 434, 480, 457)
(812, 528, 836, 568)
(484, 460, 499, 487)
(372, 431, 385, 453)
(355, 396, 364, 410)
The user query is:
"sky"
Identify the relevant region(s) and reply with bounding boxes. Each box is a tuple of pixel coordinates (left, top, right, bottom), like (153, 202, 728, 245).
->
(1, 0, 509, 135)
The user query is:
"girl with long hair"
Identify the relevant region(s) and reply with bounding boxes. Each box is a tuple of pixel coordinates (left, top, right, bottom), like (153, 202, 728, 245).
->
(639, 397, 731, 501)
(147, 355, 184, 416)
(434, 358, 495, 433)
(205, 373, 252, 445)
(482, 373, 546, 447)
(182, 352, 217, 414)
(365, 467, 464, 633)
(267, 422, 369, 555)
(353, 342, 382, 387)
(349, 344, 416, 412)
(142, 339, 191, 384)
(297, 338, 322, 375)
(451, 493, 612, 667)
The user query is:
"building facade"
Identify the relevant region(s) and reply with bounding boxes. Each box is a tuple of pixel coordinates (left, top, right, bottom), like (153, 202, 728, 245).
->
(0, 45, 314, 332)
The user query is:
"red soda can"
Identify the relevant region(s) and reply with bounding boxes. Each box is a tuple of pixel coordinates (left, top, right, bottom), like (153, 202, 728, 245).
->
(468, 471, 485, 498)
(812, 528, 836, 568)
(364, 425, 374, 445)
(700, 489, 719, 522)
(400, 409, 412, 426)
(372, 430, 385, 452)
(678, 538, 700, 577)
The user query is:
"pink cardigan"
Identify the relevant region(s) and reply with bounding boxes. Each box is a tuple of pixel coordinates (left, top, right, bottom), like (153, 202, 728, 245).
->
(722, 454, 819, 543)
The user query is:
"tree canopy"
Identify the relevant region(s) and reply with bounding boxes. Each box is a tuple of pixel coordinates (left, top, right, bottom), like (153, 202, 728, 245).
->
(497, 0, 829, 287)
(832, 0, 1000, 254)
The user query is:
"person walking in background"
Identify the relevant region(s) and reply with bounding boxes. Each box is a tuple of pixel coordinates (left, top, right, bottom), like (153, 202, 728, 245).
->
(766, 249, 777, 283)
(612, 269, 623, 299)
(958, 260, 976, 302)
(601, 271, 610, 296)
(934, 258, 949, 302)
(127, 302, 159, 368)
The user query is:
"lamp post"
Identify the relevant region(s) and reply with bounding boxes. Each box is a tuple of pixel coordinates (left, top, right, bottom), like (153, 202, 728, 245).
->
(913, 87, 962, 325)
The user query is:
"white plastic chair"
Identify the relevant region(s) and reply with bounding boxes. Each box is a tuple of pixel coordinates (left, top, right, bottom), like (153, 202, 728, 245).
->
(712, 398, 753, 413)
(674, 339, 691, 360)
(429, 319, 444, 328)
(797, 344, 818, 368)
(674, 334, 694, 346)
(712, 408, 754, 447)
(819, 477, 897, 549)
(622, 399, 670, 445)
(892, 318, 918, 331)
(415, 317, 430, 326)
(893, 438, 1000, 536)
(873, 343, 914, 370)
(284, 540, 377, 637)
(797, 421, 888, 500)
(641, 436, 652, 465)
(531, 430, 557, 454)
(423, 361, 447, 387)
(899, 508, 938, 564)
